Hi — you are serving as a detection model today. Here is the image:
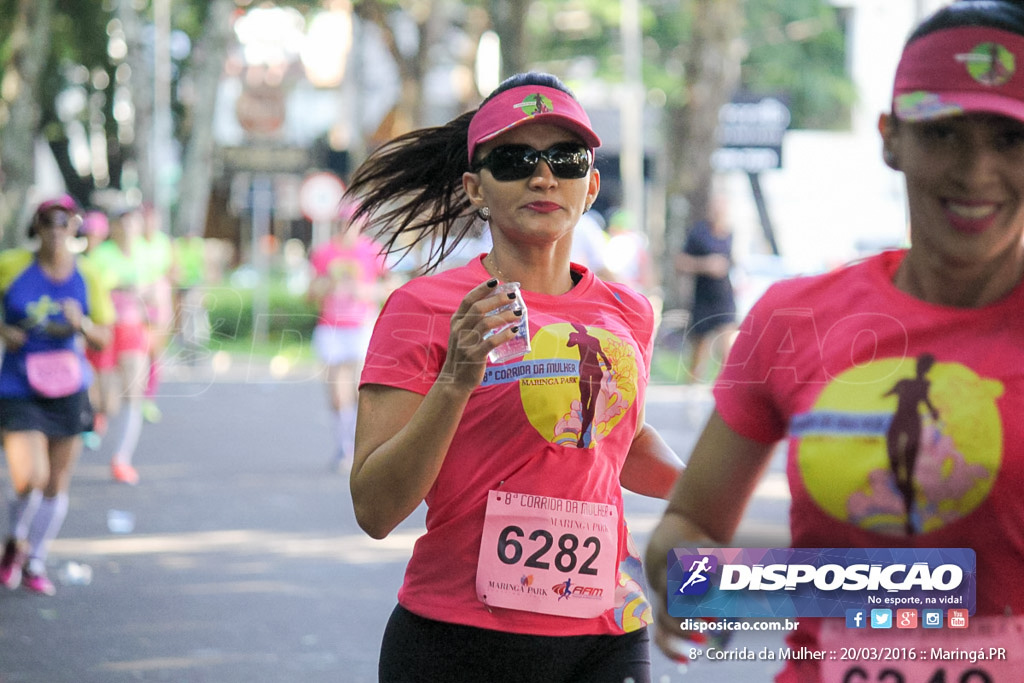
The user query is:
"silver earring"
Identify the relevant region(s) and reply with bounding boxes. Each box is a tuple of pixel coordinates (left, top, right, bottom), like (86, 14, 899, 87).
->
(479, 207, 491, 220)
(883, 149, 899, 169)
(584, 203, 593, 213)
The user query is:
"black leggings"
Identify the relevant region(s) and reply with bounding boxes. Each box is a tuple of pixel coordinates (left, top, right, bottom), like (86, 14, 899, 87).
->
(378, 605, 651, 683)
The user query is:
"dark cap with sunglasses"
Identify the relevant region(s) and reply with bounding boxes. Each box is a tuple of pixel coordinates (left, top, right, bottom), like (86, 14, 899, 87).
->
(467, 85, 602, 164)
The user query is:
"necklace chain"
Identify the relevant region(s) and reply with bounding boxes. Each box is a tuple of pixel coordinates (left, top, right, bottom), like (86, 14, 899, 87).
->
(488, 251, 577, 291)
(489, 251, 508, 282)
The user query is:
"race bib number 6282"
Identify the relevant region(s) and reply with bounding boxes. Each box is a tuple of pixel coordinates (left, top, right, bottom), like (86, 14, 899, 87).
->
(476, 490, 618, 618)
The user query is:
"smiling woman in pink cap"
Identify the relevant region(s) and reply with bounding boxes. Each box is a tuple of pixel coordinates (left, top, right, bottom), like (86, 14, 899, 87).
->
(644, 2, 1024, 681)
(0, 196, 113, 596)
(344, 72, 683, 682)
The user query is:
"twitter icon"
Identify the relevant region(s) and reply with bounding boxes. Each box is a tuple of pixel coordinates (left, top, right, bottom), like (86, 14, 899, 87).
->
(871, 609, 893, 629)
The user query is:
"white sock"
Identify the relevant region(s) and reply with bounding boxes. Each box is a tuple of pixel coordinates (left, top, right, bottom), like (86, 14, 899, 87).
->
(333, 407, 356, 462)
(26, 493, 69, 567)
(113, 404, 144, 465)
(9, 489, 43, 540)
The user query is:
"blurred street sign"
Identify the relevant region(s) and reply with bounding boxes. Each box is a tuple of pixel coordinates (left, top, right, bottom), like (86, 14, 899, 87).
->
(221, 146, 310, 173)
(299, 171, 346, 223)
(712, 95, 791, 172)
(236, 84, 287, 137)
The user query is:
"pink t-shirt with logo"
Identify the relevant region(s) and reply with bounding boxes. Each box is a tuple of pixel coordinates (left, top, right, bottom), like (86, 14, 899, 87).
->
(361, 255, 656, 636)
(714, 250, 1024, 682)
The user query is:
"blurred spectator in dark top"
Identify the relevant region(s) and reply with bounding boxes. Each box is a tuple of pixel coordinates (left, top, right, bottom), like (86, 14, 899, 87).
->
(676, 193, 737, 383)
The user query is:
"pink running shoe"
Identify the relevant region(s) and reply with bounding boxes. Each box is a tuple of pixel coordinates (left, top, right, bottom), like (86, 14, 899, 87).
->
(0, 538, 28, 590)
(21, 569, 56, 596)
(111, 461, 139, 486)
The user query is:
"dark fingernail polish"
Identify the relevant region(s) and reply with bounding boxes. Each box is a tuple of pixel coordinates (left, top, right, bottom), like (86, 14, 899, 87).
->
(510, 326, 519, 333)
(507, 292, 517, 299)
(487, 278, 498, 287)
(514, 309, 523, 316)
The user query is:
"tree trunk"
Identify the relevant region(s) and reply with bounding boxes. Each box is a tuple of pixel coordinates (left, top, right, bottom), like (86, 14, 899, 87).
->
(0, 0, 56, 247)
(662, 0, 743, 309)
(489, 0, 530, 79)
(176, 0, 234, 237)
(118, 0, 155, 204)
(353, 1, 416, 137)
(354, 0, 460, 137)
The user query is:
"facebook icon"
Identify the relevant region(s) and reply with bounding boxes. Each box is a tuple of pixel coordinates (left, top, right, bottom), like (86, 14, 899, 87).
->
(846, 609, 867, 629)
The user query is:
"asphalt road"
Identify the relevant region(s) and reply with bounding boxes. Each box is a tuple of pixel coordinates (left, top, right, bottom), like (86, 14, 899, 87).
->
(0, 357, 791, 682)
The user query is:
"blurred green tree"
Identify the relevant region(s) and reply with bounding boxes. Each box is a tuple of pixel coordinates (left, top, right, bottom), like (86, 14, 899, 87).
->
(0, 0, 58, 245)
(2, 0, 852, 264)
(524, 0, 852, 303)
(0, 0, 234, 243)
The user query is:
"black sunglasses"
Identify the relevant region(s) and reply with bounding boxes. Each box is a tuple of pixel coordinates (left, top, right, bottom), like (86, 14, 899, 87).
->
(473, 143, 593, 181)
(38, 214, 72, 229)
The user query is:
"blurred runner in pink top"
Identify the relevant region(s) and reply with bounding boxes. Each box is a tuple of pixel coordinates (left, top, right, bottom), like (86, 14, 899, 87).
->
(307, 200, 390, 472)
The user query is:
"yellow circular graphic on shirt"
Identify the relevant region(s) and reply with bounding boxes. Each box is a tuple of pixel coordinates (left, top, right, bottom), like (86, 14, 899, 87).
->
(795, 356, 1002, 536)
(519, 322, 638, 449)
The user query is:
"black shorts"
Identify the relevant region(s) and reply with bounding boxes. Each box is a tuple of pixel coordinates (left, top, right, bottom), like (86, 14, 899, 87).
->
(688, 307, 736, 337)
(379, 604, 651, 683)
(0, 390, 94, 437)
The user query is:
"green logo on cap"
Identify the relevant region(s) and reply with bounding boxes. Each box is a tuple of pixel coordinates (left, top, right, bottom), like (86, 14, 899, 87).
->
(514, 93, 554, 116)
(960, 42, 1015, 86)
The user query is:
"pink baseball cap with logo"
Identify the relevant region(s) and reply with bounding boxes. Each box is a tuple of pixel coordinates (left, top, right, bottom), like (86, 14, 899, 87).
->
(893, 26, 1024, 122)
(467, 85, 602, 163)
(34, 194, 81, 220)
(29, 194, 81, 238)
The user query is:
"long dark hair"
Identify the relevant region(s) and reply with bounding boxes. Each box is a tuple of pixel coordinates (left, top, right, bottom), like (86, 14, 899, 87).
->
(344, 72, 577, 274)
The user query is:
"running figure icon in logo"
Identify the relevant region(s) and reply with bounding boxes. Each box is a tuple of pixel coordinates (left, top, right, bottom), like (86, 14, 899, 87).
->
(678, 555, 717, 596)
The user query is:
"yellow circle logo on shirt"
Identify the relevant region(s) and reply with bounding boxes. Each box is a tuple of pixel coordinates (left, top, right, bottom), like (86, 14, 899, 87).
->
(795, 356, 1002, 536)
(516, 322, 639, 449)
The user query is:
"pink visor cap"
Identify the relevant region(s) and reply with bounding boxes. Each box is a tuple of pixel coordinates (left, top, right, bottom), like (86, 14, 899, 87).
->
(467, 85, 601, 163)
(893, 26, 1024, 122)
(35, 194, 81, 219)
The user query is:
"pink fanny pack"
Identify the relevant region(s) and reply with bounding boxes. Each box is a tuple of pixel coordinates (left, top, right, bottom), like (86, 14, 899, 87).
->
(25, 350, 82, 398)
